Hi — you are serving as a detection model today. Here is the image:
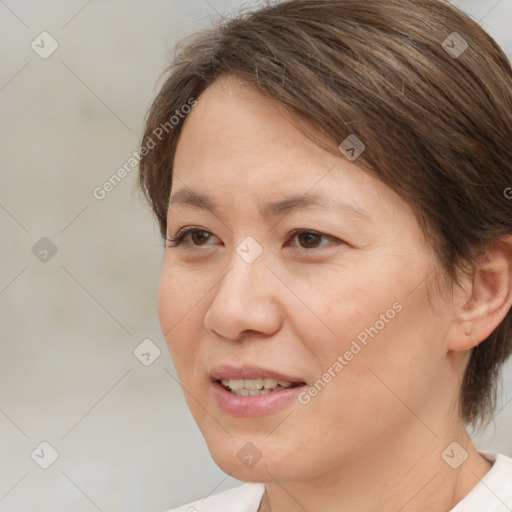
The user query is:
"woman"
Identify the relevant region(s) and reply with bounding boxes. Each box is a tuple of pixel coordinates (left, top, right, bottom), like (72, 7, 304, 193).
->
(138, 1, 512, 510)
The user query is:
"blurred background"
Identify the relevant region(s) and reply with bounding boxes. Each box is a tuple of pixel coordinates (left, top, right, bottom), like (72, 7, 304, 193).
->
(1, 0, 511, 510)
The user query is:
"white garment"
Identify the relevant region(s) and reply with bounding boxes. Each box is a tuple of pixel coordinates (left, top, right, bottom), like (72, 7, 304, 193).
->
(165, 452, 512, 512)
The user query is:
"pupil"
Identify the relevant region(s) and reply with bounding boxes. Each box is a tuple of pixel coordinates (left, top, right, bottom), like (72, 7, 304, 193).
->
(300, 232, 319, 248)
(192, 231, 209, 244)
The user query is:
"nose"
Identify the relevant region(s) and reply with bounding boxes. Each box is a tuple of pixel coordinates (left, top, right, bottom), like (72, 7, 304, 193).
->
(203, 254, 282, 341)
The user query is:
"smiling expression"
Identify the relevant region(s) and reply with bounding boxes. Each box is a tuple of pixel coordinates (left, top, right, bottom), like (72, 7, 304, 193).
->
(157, 74, 461, 483)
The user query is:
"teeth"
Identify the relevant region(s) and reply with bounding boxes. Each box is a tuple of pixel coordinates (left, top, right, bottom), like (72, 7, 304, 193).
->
(231, 388, 272, 396)
(244, 378, 263, 390)
(220, 377, 298, 394)
(221, 378, 244, 390)
(263, 378, 278, 388)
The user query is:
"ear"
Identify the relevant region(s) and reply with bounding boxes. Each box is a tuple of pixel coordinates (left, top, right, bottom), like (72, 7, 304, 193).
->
(449, 236, 512, 351)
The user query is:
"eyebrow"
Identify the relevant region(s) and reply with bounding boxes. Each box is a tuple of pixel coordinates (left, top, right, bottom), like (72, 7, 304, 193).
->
(168, 188, 370, 222)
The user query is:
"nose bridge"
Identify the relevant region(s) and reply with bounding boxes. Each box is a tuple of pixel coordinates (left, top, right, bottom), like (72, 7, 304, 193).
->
(222, 255, 262, 301)
(228, 244, 268, 294)
(204, 245, 281, 340)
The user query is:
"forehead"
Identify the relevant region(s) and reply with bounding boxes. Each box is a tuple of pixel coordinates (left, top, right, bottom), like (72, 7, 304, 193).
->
(171, 75, 414, 231)
(174, 76, 340, 192)
(175, 74, 329, 166)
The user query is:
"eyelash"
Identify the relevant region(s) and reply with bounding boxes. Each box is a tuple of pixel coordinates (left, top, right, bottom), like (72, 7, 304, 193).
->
(165, 227, 339, 252)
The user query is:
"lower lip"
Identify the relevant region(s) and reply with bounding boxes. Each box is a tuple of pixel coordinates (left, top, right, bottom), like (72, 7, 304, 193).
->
(211, 381, 305, 417)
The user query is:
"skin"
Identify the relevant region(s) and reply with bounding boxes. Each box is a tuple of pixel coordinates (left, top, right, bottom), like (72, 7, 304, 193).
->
(158, 74, 512, 512)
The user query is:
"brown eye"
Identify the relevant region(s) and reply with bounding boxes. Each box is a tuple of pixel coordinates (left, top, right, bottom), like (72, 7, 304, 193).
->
(190, 230, 211, 245)
(166, 227, 218, 248)
(288, 229, 334, 250)
(296, 231, 324, 249)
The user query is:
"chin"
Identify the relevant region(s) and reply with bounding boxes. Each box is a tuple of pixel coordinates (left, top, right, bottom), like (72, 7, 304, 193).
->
(209, 446, 275, 483)
(204, 434, 304, 483)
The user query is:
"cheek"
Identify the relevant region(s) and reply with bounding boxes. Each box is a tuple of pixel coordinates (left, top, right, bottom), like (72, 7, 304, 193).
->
(158, 261, 203, 328)
(280, 266, 403, 364)
(299, 259, 447, 395)
(157, 264, 204, 368)
(322, 284, 449, 427)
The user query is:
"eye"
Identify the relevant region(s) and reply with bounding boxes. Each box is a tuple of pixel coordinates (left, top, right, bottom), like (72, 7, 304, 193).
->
(288, 229, 334, 250)
(165, 227, 217, 247)
(165, 227, 340, 251)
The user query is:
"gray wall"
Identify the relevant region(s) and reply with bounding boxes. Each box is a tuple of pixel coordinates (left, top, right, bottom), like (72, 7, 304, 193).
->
(1, 0, 511, 510)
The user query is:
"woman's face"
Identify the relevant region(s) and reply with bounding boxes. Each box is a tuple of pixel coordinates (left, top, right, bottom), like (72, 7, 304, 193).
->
(158, 75, 459, 483)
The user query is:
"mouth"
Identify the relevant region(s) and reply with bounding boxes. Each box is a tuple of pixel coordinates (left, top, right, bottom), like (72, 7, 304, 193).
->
(218, 377, 304, 396)
(209, 365, 307, 415)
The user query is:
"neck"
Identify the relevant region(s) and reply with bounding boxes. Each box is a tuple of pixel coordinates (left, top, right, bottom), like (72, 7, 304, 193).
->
(259, 420, 492, 512)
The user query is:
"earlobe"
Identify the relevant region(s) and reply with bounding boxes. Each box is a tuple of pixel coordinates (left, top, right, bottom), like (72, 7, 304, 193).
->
(449, 236, 512, 352)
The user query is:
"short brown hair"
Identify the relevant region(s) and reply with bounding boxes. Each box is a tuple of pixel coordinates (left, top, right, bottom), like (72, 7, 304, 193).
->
(138, 0, 512, 426)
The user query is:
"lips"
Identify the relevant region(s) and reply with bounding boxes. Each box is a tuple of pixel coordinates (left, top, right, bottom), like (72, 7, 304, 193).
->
(219, 377, 300, 396)
(209, 365, 306, 415)
(210, 364, 306, 389)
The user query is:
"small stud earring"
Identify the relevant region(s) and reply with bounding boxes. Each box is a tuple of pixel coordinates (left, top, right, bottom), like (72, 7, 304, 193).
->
(464, 328, 472, 336)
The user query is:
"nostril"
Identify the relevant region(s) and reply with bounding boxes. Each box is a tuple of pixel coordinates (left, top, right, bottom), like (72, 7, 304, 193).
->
(212, 328, 246, 342)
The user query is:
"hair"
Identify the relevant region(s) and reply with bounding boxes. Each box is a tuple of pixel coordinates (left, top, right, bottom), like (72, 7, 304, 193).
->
(138, 0, 512, 426)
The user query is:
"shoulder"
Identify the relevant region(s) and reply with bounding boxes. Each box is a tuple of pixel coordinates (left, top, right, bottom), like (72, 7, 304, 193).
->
(451, 452, 512, 512)
(163, 482, 266, 512)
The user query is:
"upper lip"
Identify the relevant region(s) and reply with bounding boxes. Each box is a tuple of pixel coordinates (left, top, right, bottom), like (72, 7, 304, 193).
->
(209, 364, 305, 383)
